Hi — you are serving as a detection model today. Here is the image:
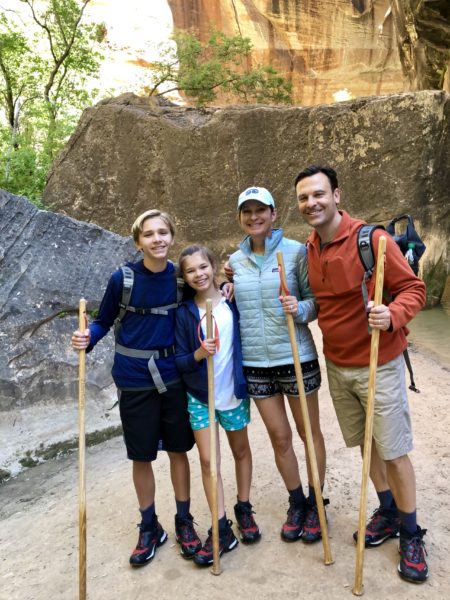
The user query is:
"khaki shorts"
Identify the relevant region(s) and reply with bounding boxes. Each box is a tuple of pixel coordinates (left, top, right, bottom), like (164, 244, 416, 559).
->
(325, 354, 413, 460)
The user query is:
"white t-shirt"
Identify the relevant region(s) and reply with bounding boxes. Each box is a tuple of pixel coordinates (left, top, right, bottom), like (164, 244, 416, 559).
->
(198, 298, 241, 411)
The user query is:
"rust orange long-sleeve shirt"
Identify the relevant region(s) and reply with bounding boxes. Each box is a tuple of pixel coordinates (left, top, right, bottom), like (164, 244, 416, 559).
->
(306, 211, 426, 367)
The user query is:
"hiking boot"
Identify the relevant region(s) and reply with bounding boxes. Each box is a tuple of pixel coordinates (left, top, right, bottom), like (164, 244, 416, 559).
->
(234, 502, 261, 544)
(193, 519, 239, 566)
(281, 497, 307, 542)
(398, 526, 429, 583)
(353, 506, 400, 547)
(175, 513, 202, 558)
(129, 516, 168, 567)
(302, 498, 330, 544)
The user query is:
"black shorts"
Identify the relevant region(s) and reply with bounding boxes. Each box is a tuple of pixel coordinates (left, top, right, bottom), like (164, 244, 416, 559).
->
(244, 360, 321, 399)
(118, 381, 195, 461)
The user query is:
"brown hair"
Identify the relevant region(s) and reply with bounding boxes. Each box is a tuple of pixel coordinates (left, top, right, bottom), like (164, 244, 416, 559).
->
(131, 210, 176, 243)
(178, 245, 219, 287)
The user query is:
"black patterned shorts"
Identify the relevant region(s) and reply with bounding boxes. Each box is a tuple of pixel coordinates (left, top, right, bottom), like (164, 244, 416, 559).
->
(244, 360, 321, 399)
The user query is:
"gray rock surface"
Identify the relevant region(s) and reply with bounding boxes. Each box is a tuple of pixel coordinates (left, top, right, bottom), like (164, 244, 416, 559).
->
(0, 191, 139, 474)
(44, 91, 450, 305)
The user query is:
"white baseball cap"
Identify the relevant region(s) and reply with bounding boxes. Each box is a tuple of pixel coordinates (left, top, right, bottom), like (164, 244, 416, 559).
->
(237, 186, 275, 209)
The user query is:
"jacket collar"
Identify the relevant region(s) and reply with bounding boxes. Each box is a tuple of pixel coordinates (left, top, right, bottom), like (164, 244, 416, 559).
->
(307, 210, 366, 249)
(240, 228, 284, 258)
(180, 296, 231, 318)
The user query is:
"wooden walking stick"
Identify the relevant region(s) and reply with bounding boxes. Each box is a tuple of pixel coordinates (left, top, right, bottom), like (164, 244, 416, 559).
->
(78, 299, 87, 600)
(276, 252, 333, 566)
(206, 299, 221, 575)
(353, 236, 387, 596)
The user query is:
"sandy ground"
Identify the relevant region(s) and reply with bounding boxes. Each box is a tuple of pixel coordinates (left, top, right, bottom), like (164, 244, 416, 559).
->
(1, 324, 449, 600)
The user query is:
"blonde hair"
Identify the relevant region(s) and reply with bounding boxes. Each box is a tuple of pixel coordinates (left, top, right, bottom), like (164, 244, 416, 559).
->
(131, 210, 176, 243)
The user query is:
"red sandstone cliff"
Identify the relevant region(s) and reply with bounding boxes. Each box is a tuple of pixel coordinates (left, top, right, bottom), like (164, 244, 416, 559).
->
(167, 0, 450, 105)
(167, 0, 406, 105)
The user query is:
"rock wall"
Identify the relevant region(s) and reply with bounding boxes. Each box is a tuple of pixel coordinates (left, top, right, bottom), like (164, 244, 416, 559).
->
(0, 190, 142, 411)
(391, 0, 450, 92)
(167, 0, 407, 105)
(0, 191, 143, 474)
(43, 91, 450, 307)
(0, 191, 142, 411)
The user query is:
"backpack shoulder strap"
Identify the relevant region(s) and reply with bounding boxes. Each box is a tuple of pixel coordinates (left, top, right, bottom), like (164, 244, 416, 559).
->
(357, 224, 385, 308)
(172, 262, 185, 304)
(357, 224, 376, 278)
(120, 265, 134, 312)
(357, 224, 385, 277)
(114, 266, 134, 337)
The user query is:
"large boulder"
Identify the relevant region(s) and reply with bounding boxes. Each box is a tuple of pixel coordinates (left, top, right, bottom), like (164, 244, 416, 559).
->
(44, 91, 450, 305)
(0, 190, 139, 475)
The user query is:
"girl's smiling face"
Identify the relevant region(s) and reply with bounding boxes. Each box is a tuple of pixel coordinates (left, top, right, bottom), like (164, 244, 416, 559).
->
(181, 251, 216, 294)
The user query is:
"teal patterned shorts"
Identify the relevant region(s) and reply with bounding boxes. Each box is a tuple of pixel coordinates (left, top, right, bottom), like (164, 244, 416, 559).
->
(187, 394, 251, 432)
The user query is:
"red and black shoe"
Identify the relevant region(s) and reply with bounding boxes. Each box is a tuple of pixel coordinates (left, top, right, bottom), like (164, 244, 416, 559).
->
(129, 516, 168, 567)
(234, 501, 261, 544)
(353, 506, 400, 547)
(193, 520, 238, 566)
(302, 498, 330, 543)
(175, 513, 202, 558)
(398, 526, 429, 583)
(281, 498, 307, 542)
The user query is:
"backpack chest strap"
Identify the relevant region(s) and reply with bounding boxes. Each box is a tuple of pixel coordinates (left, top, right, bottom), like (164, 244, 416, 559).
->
(118, 302, 179, 316)
(115, 344, 175, 393)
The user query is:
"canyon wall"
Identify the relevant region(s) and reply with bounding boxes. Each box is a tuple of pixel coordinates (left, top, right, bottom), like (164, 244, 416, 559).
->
(168, 0, 406, 105)
(167, 0, 450, 105)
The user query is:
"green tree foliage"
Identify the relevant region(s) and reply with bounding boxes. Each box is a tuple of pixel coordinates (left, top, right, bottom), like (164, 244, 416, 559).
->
(145, 30, 292, 106)
(0, 0, 104, 203)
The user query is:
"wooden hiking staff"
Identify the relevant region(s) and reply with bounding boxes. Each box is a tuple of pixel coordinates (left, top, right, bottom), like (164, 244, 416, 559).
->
(78, 299, 87, 600)
(353, 236, 387, 596)
(276, 252, 333, 566)
(206, 299, 221, 575)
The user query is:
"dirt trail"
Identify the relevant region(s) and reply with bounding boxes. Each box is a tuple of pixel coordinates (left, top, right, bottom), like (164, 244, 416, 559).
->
(1, 333, 449, 600)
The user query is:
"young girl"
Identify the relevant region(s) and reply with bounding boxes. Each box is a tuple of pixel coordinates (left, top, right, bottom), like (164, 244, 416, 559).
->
(175, 245, 260, 567)
(71, 210, 201, 566)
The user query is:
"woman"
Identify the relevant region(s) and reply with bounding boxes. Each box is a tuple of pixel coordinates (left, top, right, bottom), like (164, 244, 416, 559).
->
(229, 186, 327, 543)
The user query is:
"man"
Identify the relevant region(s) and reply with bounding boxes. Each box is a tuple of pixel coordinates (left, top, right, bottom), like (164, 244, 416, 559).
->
(295, 165, 428, 583)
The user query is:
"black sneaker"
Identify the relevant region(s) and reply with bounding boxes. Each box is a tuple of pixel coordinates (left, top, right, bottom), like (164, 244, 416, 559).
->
(398, 526, 429, 583)
(353, 506, 400, 547)
(281, 498, 306, 542)
(302, 498, 330, 544)
(129, 516, 168, 567)
(175, 513, 202, 558)
(234, 502, 261, 544)
(193, 520, 239, 566)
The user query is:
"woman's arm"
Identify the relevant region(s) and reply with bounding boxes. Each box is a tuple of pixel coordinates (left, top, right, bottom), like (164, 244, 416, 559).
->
(294, 248, 318, 324)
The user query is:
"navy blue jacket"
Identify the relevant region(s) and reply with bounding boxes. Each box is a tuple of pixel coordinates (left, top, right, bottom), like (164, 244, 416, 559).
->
(175, 298, 248, 404)
(87, 260, 179, 390)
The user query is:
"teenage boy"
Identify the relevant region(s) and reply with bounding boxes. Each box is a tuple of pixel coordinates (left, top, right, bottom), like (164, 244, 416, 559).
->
(72, 210, 201, 567)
